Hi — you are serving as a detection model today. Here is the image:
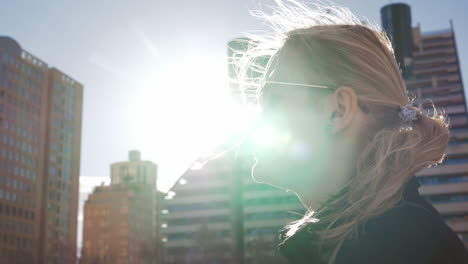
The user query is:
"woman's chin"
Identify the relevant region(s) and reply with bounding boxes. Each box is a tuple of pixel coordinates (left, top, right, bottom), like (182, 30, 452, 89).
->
(251, 165, 269, 184)
(252, 165, 290, 190)
(252, 162, 274, 183)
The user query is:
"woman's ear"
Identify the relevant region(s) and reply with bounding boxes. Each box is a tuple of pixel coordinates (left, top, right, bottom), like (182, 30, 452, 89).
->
(329, 86, 359, 133)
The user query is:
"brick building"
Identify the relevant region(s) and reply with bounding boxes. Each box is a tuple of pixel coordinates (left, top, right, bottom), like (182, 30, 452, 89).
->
(0, 36, 83, 264)
(81, 151, 160, 264)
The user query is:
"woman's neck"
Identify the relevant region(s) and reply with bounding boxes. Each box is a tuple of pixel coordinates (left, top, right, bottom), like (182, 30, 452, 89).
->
(296, 149, 355, 212)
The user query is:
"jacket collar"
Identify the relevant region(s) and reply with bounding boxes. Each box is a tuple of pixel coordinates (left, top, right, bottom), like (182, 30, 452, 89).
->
(402, 175, 421, 201)
(278, 175, 422, 262)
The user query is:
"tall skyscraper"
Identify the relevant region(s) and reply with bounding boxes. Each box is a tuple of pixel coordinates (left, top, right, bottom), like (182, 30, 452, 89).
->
(381, 3, 468, 248)
(81, 151, 160, 264)
(0, 36, 83, 264)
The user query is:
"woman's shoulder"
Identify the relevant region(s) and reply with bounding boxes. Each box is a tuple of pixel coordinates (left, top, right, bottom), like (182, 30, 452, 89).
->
(335, 199, 468, 264)
(365, 197, 447, 234)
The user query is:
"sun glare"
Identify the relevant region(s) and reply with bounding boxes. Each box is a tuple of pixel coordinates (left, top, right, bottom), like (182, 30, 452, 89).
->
(130, 55, 258, 189)
(253, 126, 277, 147)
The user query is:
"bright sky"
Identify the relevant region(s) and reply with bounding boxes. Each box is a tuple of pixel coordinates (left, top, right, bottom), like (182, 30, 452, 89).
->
(1, 0, 467, 191)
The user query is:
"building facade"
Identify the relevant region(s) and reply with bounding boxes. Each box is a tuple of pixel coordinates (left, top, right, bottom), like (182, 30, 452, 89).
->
(110, 150, 157, 186)
(81, 184, 158, 264)
(382, 3, 468, 248)
(81, 151, 160, 264)
(0, 36, 83, 264)
(411, 25, 468, 248)
(160, 152, 304, 264)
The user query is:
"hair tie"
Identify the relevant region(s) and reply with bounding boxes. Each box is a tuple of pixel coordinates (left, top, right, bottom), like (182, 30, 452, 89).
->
(399, 103, 418, 131)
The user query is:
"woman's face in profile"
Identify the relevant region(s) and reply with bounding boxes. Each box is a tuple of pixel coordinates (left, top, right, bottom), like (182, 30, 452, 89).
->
(251, 81, 334, 192)
(249, 44, 337, 192)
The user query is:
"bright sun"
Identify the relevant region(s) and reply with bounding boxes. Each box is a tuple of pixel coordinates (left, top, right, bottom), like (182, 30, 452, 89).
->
(130, 55, 256, 190)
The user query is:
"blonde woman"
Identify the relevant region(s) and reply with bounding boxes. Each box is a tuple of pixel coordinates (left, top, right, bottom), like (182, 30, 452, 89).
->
(232, 1, 468, 263)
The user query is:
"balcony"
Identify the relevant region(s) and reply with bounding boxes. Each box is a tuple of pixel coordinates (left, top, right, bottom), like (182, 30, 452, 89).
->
(244, 203, 304, 214)
(244, 218, 296, 229)
(162, 208, 231, 219)
(421, 93, 464, 108)
(163, 239, 195, 248)
(450, 129, 468, 141)
(444, 105, 466, 115)
(419, 182, 468, 196)
(163, 193, 229, 205)
(424, 93, 464, 105)
(421, 30, 452, 40)
(163, 236, 233, 248)
(413, 55, 457, 67)
(418, 104, 465, 116)
(446, 143, 468, 157)
(244, 233, 276, 242)
(174, 179, 229, 191)
(162, 222, 230, 234)
(422, 39, 455, 50)
(449, 115, 468, 128)
(433, 201, 468, 215)
(243, 189, 295, 199)
(412, 65, 458, 76)
(448, 221, 468, 233)
(408, 83, 462, 96)
(406, 74, 460, 88)
(413, 47, 456, 58)
(416, 163, 468, 177)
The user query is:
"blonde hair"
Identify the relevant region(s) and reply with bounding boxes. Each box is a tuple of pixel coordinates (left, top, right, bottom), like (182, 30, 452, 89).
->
(230, 1, 450, 263)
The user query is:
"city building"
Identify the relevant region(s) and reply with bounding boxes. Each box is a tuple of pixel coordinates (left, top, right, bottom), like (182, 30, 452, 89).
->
(110, 150, 158, 186)
(381, 3, 468, 248)
(0, 36, 83, 264)
(81, 151, 160, 264)
(160, 151, 304, 264)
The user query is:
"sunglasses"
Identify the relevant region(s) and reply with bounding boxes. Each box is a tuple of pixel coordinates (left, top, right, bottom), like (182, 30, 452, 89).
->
(259, 80, 369, 113)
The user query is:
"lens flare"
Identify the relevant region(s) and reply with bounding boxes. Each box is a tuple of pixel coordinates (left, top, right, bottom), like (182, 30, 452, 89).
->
(249, 121, 293, 156)
(253, 126, 278, 147)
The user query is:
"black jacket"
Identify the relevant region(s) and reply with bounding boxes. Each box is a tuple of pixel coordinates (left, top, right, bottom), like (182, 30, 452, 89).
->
(279, 176, 468, 264)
